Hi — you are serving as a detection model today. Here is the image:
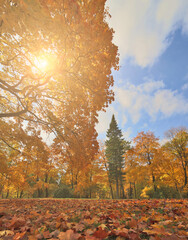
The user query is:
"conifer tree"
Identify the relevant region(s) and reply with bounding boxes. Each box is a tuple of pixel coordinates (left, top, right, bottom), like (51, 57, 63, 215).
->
(105, 115, 130, 198)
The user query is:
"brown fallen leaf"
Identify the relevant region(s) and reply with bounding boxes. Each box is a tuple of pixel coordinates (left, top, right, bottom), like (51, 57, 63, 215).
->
(50, 230, 60, 238)
(58, 229, 81, 240)
(42, 230, 51, 239)
(85, 229, 94, 236)
(128, 232, 141, 240)
(161, 234, 186, 240)
(74, 223, 85, 231)
(143, 227, 172, 236)
(13, 231, 27, 240)
(0, 209, 7, 218)
(9, 218, 26, 230)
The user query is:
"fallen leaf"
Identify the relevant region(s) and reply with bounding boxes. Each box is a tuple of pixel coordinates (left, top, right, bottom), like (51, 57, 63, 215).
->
(58, 229, 81, 240)
(93, 227, 109, 239)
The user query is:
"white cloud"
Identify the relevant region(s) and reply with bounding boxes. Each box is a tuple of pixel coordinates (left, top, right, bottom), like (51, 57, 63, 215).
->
(123, 127, 132, 141)
(106, 0, 188, 66)
(159, 137, 169, 146)
(95, 106, 118, 134)
(115, 80, 188, 123)
(182, 82, 188, 90)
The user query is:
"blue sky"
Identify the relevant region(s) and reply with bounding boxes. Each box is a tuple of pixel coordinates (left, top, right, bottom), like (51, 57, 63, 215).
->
(96, 0, 188, 143)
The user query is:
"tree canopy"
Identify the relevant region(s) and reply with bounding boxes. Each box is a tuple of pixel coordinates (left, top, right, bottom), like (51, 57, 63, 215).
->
(0, 0, 119, 164)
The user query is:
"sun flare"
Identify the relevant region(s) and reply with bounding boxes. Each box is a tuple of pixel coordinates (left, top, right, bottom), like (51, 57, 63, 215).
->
(33, 52, 57, 74)
(34, 56, 49, 72)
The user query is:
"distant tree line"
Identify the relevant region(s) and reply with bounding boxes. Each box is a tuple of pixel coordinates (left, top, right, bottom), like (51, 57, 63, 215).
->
(1, 114, 187, 199)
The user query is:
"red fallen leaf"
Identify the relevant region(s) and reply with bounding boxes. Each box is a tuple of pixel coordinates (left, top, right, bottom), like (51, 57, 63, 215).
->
(128, 218, 137, 228)
(93, 227, 109, 239)
(58, 229, 81, 240)
(119, 228, 129, 237)
(128, 232, 141, 240)
(108, 213, 117, 219)
(112, 228, 129, 237)
(9, 218, 26, 229)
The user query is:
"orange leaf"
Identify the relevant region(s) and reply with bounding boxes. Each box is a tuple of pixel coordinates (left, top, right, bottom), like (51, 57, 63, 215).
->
(93, 227, 109, 239)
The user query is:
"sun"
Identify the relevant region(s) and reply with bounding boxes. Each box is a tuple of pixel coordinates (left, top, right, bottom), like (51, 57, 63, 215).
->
(32, 51, 57, 74)
(34, 56, 49, 72)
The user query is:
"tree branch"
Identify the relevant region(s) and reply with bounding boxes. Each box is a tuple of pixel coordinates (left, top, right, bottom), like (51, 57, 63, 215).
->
(0, 107, 28, 118)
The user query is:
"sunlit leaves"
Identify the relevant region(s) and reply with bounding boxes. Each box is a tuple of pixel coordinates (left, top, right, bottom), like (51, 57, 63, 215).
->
(0, 199, 188, 239)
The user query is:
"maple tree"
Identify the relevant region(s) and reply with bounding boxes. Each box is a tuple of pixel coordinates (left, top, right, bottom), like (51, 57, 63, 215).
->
(0, 0, 118, 118)
(155, 147, 183, 198)
(164, 128, 188, 187)
(124, 148, 147, 199)
(0, 0, 120, 199)
(133, 131, 160, 193)
(0, 0, 119, 184)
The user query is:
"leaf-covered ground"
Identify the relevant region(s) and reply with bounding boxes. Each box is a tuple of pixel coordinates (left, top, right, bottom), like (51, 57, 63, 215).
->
(0, 199, 187, 240)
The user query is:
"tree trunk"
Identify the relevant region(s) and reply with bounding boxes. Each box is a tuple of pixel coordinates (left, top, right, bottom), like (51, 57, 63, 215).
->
(104, 162, 114, 199)
(89, 175, 92, 199)
(119, 174, 125, 199)
(129, 182, 133, 199)
(6, 189, 9, 199)
(109, 179, 114, 199)
(184, 166, 187, 187)
(115, 173, 119, 199)
(20, 190, 23, 198)
(71, 170, 74, 189)
(45, 188, 48, 198)
(174, 182, 182, 199)
(17, 189, 19, 198)
(133, 182, 137, 199)
(45, 173, 48, 198)
(152, 173, 157, 192)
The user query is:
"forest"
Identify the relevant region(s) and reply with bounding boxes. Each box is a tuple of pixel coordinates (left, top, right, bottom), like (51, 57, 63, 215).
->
(0, 0, 187, 200)
(0, 117, 188, 200)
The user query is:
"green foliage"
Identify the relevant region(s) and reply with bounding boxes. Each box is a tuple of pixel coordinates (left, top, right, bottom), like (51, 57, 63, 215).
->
(105, 114, 130, 198)
(53, 186, 73, 198)
(105, 115, 125, 179)
(143, 185, 180, 199)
